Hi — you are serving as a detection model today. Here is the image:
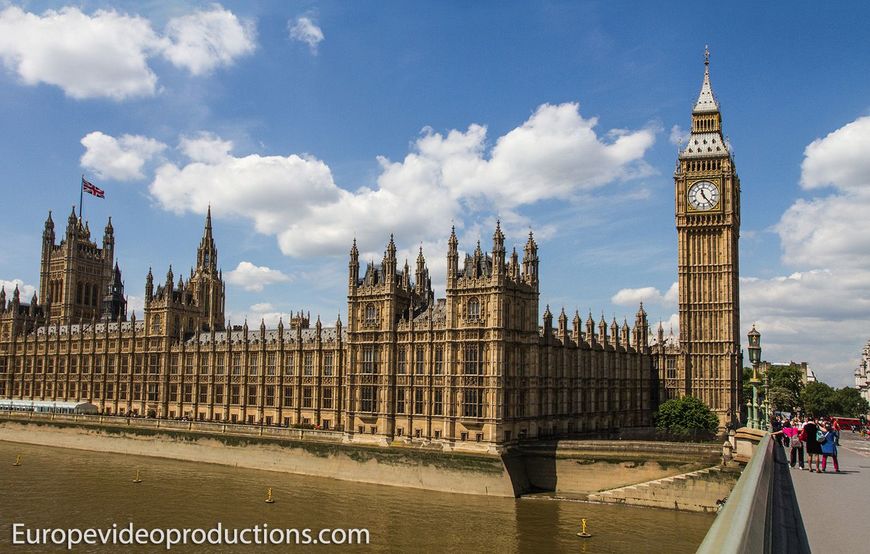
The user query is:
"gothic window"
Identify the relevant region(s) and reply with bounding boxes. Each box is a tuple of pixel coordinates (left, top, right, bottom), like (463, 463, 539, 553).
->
(467, 297, 480, 320)
(265, 386, 275, 407)
(414, 389, 424, 415)
(198, 385, 208, 403)
(199, 354, 209, 375)
(282, 386, 293, 407)
(266, 352, 276, 376)
(216, 354, 225, 375)
(666, 358, 676, 379)
(149, 384, 160, 402)
(182, 384, 193, 403)
(169, 384, 179, 402)
(415, 347, 424, 375)
(396, 389, 406, 413)
(364, 304, 377, 324)
(232, 353, 241, 375)
(433, 389, 443, 415)
(462, 388, 482, 418)
(149, 355, 159, 375)
(362, 346, 377, 373)
(303, 352, 313, 376)
(247, 385, 257, 405)
(323, 353, 333, 376)
(184, 354, 194, 375)
(322, 388, 333, 409)
(284, 352, 295, 375)
(249, 353, 258, 376)
(397, 348, 407, 374)
(361, 385, 377, 412)
(215, 385, 224, 404)
(463, 344, 480, 375)
(302, 386, 313, 408)
(435, 346, 443, 375)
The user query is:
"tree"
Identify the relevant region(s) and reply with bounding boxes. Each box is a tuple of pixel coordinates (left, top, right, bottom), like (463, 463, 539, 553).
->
(832, 387, 870, 418)
(766, 364, 804, 412)
(800, 381, 836, 417)
(655, 396, 719, 438)
(742, 367, 753, 405)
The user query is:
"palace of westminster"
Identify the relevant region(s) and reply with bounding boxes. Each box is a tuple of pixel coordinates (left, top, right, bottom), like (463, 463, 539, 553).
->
(0, 56, 743, 450)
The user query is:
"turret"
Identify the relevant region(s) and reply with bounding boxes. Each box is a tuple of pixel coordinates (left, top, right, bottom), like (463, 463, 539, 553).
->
(0, 287, 6, 311)
(43, 211, 55, 245)
(522, 231, 539, 289)
(384, 234, 397, 284)
(447, 226, 459, 286)
(598, 314, 608, 346)
(349, 238, 359, 290)
(66, 205, 78, 237)
(586, 312, 595, 345)
(572, 310, 582, 342)
(145, 267, 154, 305)
(415, 246, 427, 296)
(492, 220, 505, 277)
(634, 302, 649, 351)
(542, 305, 553, 338)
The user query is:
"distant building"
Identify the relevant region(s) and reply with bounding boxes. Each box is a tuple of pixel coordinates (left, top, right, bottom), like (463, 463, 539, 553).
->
(855, 339, 870, 403)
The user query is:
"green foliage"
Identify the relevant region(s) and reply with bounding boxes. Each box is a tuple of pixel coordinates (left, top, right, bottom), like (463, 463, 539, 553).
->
(799, 381, 870, 418)
(655, 396, 719, 438)
(766, 364, 805, 412)
(832, 387, 870, 418)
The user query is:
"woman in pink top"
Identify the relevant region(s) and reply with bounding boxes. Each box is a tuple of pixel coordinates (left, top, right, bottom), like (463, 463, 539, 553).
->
(778, 420, 804, 469)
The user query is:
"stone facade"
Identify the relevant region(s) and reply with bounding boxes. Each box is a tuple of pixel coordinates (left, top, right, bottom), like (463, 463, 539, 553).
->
(855, 339, 870, 404)
(0, 213, 654, 453)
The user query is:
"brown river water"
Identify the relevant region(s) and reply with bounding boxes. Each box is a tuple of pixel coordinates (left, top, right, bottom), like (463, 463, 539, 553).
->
(0, 440, 714, 553)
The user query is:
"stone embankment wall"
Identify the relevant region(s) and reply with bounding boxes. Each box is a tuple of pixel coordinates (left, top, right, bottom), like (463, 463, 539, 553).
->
(0, 415, 516, 497)
(0, 413, 735, 508)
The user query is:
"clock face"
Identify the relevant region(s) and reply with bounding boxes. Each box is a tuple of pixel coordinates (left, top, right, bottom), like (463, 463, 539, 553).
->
(688, 181, 720, 211)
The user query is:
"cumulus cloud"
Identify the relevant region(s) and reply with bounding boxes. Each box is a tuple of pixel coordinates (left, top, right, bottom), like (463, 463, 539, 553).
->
(612, 282, 677, 307)
(289, 16, 324, 54)
(162, 5, 256, 75)
(0, 279, 37, 301)
(81, 131, 167, 181)
(225, 261, 292, 292)
(150, 103, 656, 257)
(0, 4, 255, 100)
(669, 124, 689, 146)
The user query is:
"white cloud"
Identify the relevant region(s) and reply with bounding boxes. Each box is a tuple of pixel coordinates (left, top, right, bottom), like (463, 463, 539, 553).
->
(179, 132, 234, 164)
(611, 281, 677, 307)
(0, 6, 163, 100)
(669, 124, 689, 146)
(800, 116, 870, 192)
(127, 295, 144, 317)
(0, 279, 37, 302)
(162, 5, 256, 76)
(226, 261, 291, 292)
(81, 131, 167, 181)
(0, 5, 255, 100)
(150, 103, 656, 258)
(289, 16, 324, 54)
(749, 115, 870, 386)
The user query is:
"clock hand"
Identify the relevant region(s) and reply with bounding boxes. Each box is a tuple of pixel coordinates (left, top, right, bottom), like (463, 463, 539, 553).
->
(700, 190, 710, 203)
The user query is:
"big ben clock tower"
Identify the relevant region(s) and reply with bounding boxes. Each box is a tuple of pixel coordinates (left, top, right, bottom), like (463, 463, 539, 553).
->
(674, 48, 742, 428)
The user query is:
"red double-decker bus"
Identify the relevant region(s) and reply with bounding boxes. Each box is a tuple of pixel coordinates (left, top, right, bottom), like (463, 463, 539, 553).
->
(832, 417, 862, 431)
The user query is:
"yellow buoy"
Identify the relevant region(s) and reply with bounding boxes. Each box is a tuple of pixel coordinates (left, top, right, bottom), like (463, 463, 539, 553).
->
(132, 469, 142, 483)
(265, 487, 275, 504)
(577, 518, 592, 538)
(12, 454, 22, 467)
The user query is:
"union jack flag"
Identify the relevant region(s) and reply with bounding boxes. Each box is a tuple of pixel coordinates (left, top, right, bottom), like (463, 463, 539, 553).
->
(82, 177, 104, 198)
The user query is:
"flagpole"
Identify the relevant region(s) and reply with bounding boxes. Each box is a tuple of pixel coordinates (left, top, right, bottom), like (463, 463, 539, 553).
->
(79, 174, 84, 219)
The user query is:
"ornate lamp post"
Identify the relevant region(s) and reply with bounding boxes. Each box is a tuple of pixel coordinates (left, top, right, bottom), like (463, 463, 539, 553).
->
(747, 326, 762, 430)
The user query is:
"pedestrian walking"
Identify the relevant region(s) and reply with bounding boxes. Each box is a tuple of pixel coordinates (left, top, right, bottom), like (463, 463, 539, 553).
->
(821, 422, 840, 473)
(803, 417, 822, 472)
(781, 420, 804, 469)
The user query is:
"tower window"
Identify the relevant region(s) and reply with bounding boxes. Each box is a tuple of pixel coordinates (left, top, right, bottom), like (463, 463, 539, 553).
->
(364, 304, 377, 324)
(467, 298, 480, 320)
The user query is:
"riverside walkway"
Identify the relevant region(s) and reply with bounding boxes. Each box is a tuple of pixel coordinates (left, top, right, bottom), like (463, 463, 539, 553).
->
(791, 432, 870, 552)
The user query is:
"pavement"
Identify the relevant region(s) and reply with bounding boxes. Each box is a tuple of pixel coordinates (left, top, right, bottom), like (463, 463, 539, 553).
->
(790, 432, 870, 552)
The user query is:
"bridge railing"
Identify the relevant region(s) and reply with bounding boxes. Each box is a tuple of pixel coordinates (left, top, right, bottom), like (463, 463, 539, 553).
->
(696, 432, 809, 554)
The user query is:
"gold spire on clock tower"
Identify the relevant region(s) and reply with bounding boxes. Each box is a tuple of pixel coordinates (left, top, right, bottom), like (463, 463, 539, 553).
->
(672, 47, 742, 428)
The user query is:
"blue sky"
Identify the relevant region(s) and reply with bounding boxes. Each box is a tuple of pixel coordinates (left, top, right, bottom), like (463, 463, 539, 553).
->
(1, 1, 869, 386)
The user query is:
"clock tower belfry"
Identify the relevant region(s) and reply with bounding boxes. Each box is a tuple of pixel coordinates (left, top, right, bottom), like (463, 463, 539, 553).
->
(674, 48, 742, 428)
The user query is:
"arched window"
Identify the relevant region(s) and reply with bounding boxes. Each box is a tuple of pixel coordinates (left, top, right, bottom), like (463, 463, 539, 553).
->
(364, 304, 377, 324)
(467, 298, 480, 320)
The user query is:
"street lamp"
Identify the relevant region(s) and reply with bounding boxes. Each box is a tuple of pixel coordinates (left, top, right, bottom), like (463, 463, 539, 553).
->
(747, 326, 763, 430)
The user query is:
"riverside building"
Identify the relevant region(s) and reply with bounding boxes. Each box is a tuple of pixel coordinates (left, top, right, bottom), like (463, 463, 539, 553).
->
(0, 54, 743, 448)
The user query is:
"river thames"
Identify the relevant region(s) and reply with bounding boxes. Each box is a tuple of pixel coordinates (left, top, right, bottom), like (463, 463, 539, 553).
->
(0, 441, 714, 552)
